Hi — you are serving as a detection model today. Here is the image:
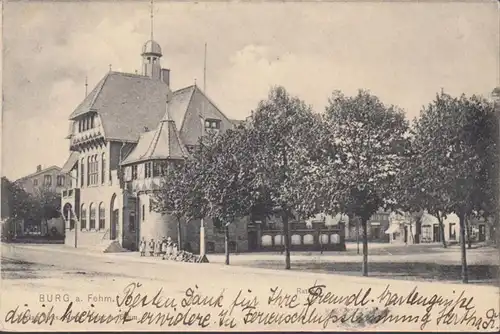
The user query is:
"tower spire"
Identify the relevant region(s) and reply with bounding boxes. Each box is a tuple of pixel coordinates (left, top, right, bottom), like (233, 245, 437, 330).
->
(150, 0, 154, 41)
(85, 76, 88, 97)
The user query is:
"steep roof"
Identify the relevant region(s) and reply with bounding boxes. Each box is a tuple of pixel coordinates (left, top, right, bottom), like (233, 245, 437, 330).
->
(121, 106, 188, 165)
(178, 85, 235, 146)
(68, 72, 240, 145)
(69, 72, 171, 142)
(15, 166, 62, 182)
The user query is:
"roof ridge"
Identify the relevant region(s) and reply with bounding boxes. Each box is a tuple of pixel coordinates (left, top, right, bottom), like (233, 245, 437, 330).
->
(142, 122, 165, 161)
(15, 165, 62, 181)
(170, 119, 188, 157)
(194, 86, 233, 125)
(179, 86, 197, 131)
(173, 85, 196, 95)
(89, 73, 111, 111)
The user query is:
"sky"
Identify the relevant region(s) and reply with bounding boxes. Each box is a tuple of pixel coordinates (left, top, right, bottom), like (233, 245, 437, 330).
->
(2, 1, 499, 180)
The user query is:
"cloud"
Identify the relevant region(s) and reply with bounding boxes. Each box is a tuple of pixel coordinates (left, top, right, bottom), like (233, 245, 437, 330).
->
(2, 1, 498, 180)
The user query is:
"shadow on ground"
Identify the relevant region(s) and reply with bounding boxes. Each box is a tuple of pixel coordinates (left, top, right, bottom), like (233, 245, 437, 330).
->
(246, 260, 499, 285)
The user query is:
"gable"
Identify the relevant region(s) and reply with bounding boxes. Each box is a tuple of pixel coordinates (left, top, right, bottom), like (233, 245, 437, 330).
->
(180, 87, 234, 146)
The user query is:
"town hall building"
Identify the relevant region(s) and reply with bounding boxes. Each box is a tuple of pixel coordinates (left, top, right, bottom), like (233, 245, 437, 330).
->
(60, 36, 244, 252)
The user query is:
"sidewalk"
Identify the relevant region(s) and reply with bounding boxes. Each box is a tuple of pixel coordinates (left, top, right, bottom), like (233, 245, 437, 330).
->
(4, 242, 498, 294)
(5, 242, 498, 265)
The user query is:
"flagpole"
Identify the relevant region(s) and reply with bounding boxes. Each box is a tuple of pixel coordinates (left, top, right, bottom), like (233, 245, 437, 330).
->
(199, 115, 206, 259)
(203, 43, 207, 93)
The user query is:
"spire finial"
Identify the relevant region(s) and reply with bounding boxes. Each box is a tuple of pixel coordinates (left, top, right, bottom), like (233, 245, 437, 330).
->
(194, 78, 197, 86)
(109, 64, 112, 72)
(150, 0, 154, 41)
(85, 76, 88, 97)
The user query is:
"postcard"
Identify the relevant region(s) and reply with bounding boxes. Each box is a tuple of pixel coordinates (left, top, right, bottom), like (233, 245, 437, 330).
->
(1, 0, 499, 332)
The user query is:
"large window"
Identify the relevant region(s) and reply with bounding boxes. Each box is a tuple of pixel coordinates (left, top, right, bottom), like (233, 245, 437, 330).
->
(101, 153, 106, 184)
(145, 162, 152, 178)
(98, 202, 105, 230)
(89, 203, 96, 230)
(80, 158, 85, 187)
(78, 114, 96, 132)
(87, 155, 99, 185)
(33, 179, 38, 186)
(44, 175, 52, 186)
(57, 175, 65, 186)
(153, 161, 168, 177)
(80, 204, 87, 230)
(131, 165, 138, 180)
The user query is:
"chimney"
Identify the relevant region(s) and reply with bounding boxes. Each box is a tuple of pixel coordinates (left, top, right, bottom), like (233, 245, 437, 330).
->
(161, 68, 170, 86)
(36, 165, 42, 172)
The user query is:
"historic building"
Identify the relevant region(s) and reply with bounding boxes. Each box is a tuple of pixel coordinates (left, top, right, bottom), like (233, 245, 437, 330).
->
(59, 36, 248, 252)
(16, 165, 70, 195)
(13, 165, 70, 236)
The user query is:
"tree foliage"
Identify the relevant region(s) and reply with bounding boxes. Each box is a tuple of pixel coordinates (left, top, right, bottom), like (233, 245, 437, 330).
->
(323, 90, 410, 276)
(397, 92, 498, 283)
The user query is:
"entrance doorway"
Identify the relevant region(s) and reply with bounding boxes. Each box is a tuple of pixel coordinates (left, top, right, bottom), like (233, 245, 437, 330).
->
(478, 224, 486, 242)
(404, 226, 408, 244)
(433, 224, 440, 242)
(248, 230, 259, 251)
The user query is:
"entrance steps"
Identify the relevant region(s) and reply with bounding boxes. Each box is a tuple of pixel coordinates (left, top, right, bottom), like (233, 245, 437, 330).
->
(83, 240, 129, 253)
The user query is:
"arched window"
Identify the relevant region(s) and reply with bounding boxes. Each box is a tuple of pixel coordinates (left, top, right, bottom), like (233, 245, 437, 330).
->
(101, 153, 106, 185)
(80, 158, 85, 187)
(80, 204, 87, 230)
(87, 157, 91, 186)
(89, 203, 96, 230)
(99, 202, 105, 230)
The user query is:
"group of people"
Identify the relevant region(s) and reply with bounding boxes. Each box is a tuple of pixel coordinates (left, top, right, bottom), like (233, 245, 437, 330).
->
(139, 236, 200, 262)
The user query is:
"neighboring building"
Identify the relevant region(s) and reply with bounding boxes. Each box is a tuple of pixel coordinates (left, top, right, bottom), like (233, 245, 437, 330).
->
(13, 166, 69, 236)
(15, 165, 71, 195)
(384, 211, 493, 245)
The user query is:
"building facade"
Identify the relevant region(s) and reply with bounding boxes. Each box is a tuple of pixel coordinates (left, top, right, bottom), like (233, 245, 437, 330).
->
(60, 37, 248, 252)
(16, 165, 71, 195)
(13, 166, 70, 236)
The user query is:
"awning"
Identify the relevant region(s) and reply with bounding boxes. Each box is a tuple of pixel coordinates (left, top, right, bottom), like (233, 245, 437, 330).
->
(60, 151, 80, 174)
(385, 224, 399, 234)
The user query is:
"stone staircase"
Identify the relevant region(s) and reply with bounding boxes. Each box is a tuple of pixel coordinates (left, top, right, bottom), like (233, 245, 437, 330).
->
(84, 239, 129, 253)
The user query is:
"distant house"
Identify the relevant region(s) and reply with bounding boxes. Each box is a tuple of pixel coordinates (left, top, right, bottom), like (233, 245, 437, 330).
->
(15, 165, 70, 195)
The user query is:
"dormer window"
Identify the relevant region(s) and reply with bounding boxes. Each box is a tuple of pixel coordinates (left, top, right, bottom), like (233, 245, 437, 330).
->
(204, 119, 221, 130)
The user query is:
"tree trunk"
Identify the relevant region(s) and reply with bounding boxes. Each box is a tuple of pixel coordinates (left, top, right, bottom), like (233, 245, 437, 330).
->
(283, 213, 291, 270)
(465, 216, 472, 249)
(177, 218, 183, 251)
(459, 213, 469, 284)
(356, 217, 360, 255)
(224, 224, 230, 265)
(414, 214, 421, 244)
(436, 213, 447, 248)
(361, 218, 368, 276)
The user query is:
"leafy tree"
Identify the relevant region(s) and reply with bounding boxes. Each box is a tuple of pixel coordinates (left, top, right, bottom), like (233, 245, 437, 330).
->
(323, 90, 410, 276)
(400, 92, 497, 283)
(246, 86, 338, 269)
(197, 126, 257, 265)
